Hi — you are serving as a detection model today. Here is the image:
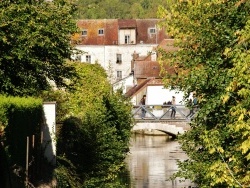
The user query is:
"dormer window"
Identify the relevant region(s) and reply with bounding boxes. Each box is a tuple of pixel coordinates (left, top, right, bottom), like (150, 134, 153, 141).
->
(98, 29, 104, 35)
(149, 28, 156, 34)
(118, 28, 136, 45)
(82, 29, 87, 36)
(125, 35, 130, 44)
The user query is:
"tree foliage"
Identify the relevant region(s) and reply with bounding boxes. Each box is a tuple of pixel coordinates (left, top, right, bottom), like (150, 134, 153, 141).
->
(158, 0, 250, 187)
(66, 62, 112, 117)
(0, 0, 78, 96)
(75, 0, 176, 19)
(40, 62, 111, 122)
(56, 62, 133, 187)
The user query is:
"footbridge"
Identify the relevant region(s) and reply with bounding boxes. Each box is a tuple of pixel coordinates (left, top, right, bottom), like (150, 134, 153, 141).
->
(132, 104, 197, 137)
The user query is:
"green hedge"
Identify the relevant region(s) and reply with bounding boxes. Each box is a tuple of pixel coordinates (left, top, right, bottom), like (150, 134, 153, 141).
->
(0, 96, 43, 167)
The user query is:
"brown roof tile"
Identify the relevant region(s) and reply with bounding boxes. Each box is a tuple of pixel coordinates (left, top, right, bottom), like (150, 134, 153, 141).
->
(77, 19, 118, 45)
(75, 19, 170, 45)
(136, 19, 170, 44)
(157, 39, 179, 51)
(134, 61, 161, 78)
(125, 78, 151, 98)
(133, 53, 175, 79)
(118, 19, 137, 28)
(147, 78, 164, 85)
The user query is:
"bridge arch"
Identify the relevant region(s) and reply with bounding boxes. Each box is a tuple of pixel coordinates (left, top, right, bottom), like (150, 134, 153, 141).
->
(153, 129, 177, 137)
(132, 122, 189, 137)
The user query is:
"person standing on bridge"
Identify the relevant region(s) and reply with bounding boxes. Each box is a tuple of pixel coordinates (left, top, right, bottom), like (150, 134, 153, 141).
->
(170, 96, 176, 119)
(186, 94, 198, 119)
(186, 98, 194, 118)
(139, 95, 146, 119)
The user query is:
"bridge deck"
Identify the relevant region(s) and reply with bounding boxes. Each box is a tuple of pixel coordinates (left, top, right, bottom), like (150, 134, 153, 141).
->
(134, 118, 189, 122)
(132, 104, 197, 122)
(132, 104, 195, 136)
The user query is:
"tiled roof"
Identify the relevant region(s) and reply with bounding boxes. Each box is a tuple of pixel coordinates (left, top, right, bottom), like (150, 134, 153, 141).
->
(147, 78, 164, 85)
(136, 55, 149, 61)
(77, 19, 118, 45)
(118, 19, 137, 28)
(125, 78, 151, 98)
(134, 61, 161, 78)
(126, 39, 178, 98)
(157, 39, 179, 51)
(136, 19, 169, 44)
(133, 48, 176, 79)
(75, 19, 170, 45)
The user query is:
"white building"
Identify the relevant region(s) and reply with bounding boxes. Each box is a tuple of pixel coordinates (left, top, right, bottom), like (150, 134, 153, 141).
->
(72, 19, 170, 83)
(72, 20, 185, 105)
(75, 44, 158, 80)
(123, 40, 187, 105)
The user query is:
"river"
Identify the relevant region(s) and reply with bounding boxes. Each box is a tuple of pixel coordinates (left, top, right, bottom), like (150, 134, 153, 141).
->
(124, 134, 196, 188)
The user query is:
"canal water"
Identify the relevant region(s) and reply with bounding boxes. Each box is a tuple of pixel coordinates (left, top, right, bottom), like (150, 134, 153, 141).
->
(124, 134, 196, 188)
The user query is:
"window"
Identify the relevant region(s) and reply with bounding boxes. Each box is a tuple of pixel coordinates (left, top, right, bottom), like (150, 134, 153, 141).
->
(116, 54, 122, 63)
(125, 35, 130, 44)
(98, 29, 104, 35)
(82, 29, 87, 36)
(149, 28, 156, 34)
(117, 71, 122, 80)
(86, 55, 91, 63)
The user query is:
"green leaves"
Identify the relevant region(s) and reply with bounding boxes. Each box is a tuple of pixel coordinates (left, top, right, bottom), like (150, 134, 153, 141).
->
(0, 0, 78, 96)
(159, 0, 250, 187)
(55, 62, 133, 187)
(75, 0, 175, 19)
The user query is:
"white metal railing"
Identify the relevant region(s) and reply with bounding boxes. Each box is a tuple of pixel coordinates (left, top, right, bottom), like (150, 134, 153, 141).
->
(132, 104, 198, 121)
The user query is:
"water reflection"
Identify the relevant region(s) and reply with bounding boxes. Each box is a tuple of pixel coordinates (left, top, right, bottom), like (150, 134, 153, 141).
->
(125, 134, 196, 188)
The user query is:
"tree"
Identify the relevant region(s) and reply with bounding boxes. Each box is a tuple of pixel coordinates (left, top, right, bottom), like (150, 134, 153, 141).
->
(74, 0, 176, 19)
(66, 62, 112, 117)
(158, 0, 250, 187)
(56, 62, 133, 187)
(0, 0, 78, 96)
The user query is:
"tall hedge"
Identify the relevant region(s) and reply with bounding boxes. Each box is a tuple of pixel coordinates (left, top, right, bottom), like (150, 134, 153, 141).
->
(0, 96, 43, 167)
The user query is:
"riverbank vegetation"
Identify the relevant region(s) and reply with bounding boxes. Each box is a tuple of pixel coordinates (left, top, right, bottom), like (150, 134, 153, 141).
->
(158, 0, 250, 187)
(45, 63, 133, 187)
(0, 0, 134, 187)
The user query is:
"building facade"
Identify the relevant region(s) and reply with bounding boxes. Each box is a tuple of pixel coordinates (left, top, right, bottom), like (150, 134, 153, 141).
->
(123, 39, 186, 105)
(73, 19, 170, 83)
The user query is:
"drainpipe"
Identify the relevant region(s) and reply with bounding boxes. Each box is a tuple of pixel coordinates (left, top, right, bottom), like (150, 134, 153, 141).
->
(156, 24, 158, 44)
(104, 19, 106, 69)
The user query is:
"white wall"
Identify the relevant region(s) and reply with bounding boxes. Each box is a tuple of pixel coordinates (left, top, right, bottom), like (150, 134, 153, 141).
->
(76, 44, 157, 79)
(42, 102, 56, 166)
(113, 74, 134, 94)
(76, 45, 105, 64)
(131, 95, 136, 105)
(146, 86, 185, 105)
(119, 29, 136, 44)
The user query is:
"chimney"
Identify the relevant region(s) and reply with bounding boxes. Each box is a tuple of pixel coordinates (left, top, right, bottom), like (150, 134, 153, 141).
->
(132, 51, 139, 60)
(131, 51, 139, 75)
(151, 52, 157, 61)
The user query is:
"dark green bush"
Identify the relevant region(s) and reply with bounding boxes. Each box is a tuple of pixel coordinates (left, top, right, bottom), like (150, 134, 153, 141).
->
(57, 92, 133, 187)
(0, 96, 43, 167)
